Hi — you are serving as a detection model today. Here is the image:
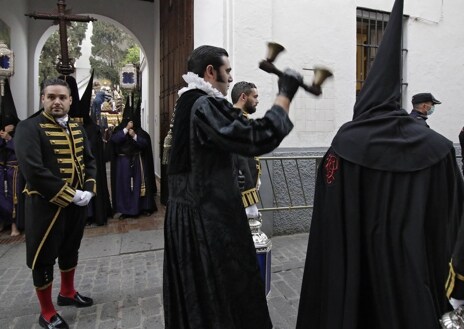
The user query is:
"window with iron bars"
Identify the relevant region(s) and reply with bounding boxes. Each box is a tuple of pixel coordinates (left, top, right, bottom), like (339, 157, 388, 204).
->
(356, 8, 408, 106)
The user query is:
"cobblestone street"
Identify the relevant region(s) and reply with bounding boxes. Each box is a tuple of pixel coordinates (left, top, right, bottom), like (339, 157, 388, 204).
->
(0, 204, 309, 329)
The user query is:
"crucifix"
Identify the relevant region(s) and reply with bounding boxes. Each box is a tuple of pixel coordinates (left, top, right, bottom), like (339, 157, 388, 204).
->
(26, 0, 96, 76)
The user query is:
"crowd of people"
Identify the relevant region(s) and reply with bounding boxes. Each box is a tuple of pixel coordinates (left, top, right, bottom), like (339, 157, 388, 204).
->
(0, 73, 158, 237)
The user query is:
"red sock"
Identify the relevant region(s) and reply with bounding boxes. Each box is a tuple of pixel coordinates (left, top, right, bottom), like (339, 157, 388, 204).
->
(36, 284, 56, 322)
(59, 268, 77, 298)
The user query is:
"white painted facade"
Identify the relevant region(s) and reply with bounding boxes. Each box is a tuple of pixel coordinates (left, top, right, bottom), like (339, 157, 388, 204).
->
(195, 0, 464, 148)
(1, 0, 463, 178)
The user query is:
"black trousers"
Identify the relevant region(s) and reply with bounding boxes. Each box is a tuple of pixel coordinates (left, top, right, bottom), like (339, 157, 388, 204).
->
(25, 195, 86, 287)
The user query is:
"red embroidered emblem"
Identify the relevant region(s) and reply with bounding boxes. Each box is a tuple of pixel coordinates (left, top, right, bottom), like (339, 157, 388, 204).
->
(325, 153, 339, 184)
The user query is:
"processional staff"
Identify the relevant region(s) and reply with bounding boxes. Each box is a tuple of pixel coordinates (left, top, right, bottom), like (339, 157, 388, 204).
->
(26, 0, 96, 76)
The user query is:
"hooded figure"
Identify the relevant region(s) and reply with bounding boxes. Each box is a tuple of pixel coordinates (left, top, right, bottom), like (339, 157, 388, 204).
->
(72, 72, 113, 225)
(296, 0, 464, 328)
(132, 98, 158, 214)
(110, 94, 157, 218)
(0, 79, 24, 235)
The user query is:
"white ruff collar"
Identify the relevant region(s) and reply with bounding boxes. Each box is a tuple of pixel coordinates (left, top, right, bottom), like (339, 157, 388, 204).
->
(178, 72, 225, 99)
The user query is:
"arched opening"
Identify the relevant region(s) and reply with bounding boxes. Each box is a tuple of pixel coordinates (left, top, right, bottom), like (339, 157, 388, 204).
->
(0, 19, 11, 45)
(33, 16, 150, 131)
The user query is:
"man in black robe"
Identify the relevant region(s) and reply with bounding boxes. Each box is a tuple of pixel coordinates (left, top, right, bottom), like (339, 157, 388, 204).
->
(231, 81, 262, 218)
(163, 45, 302, 329)
(296, 1, 464, 328)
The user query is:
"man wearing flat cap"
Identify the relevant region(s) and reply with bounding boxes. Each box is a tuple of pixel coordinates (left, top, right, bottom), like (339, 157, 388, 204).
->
(409, 92, 441, 127)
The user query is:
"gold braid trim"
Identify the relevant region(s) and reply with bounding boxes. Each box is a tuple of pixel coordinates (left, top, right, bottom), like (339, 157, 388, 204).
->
(49, 184, 75, 207)
(241, 188, 259, 208)
(60, 266, 77, 273)
(445, 261, 464, 298)
(162, 103, 178, 165)
(85, 178, 97, 194)
(32, 207, 62, 270)
(12, 165, 18, 218)
(139, 154, 146, 197)
(35, 282, 53, 290)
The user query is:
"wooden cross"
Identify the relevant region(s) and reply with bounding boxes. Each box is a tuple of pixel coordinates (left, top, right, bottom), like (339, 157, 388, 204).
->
(26, 0, 96, 75)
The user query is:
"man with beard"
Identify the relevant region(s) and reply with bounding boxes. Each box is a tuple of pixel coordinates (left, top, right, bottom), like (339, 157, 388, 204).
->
(163, 45, 302, 329)
(231, 81, 262, 218)
(15, 78, 96, 329)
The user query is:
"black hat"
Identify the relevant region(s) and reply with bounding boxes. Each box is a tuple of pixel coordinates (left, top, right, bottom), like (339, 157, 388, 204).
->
(411, 93, 441, 105)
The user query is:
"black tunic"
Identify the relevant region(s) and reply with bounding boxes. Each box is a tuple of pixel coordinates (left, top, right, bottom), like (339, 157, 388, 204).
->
(163, 89, 293, 329)
(15, 111, 97, 270)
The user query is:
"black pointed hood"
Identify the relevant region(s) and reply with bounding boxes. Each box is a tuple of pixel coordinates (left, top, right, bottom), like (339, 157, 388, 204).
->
(133, 97, 142, 128)
(59, 75, 80, 118)
(79, 70, 95, 124)
(0, 79, 20, 129)
(331, 0, 452, 172)
(114, 94, 133, 132)
(353, 0, 403, 120)
(123, 95, 133, 122)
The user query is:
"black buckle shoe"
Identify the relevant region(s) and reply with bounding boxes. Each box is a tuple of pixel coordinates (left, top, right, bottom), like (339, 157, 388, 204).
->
(38, 313, 69, 329)
(57, 292, 93, 308)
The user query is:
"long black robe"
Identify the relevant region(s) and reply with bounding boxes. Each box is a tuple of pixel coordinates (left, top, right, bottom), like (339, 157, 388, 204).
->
(164, 89, 293, 329)
(296, 145, 464, 329)
(132, 101, 157, 214)
(83, 119, 113, 225)
(77, 72, 113, 225)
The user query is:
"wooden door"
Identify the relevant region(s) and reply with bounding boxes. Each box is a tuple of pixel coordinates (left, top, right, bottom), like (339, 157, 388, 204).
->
(159, 0, 193, 204)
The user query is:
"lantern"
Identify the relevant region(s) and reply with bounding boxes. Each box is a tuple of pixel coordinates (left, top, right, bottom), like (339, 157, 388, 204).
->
(0, 41, 14, 96)
(120, 63, 137, 91)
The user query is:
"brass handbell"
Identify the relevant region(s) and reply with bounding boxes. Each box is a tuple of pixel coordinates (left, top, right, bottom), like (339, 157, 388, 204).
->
(313, 67, 333, 88)
(265, 42, 285, 63)
(258, 41, 333, 96)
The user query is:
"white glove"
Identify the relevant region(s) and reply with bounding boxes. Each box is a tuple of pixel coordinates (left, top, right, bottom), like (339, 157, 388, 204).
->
(245, 204, 259, 219)
(72, 190, 84, 204)
(72, 190, 94, 206)
(450, 298, 464, 310)
(256, 177, 261, 191)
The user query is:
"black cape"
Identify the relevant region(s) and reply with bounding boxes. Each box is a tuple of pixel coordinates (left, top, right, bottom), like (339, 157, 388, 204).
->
(68, 73, 113, 225)
(163, 89, 293, 329)
(297, 0, 464, 328)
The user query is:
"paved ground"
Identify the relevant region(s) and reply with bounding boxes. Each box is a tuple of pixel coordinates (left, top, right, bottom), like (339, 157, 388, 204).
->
(0, 204, 309, 329)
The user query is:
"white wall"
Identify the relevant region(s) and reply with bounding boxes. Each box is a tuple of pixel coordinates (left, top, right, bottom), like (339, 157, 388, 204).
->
(194, 0, 464, 145)
(404, 0, 464, 141)
(0, 0, 29, 120)
(2, 0, 464, 164)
